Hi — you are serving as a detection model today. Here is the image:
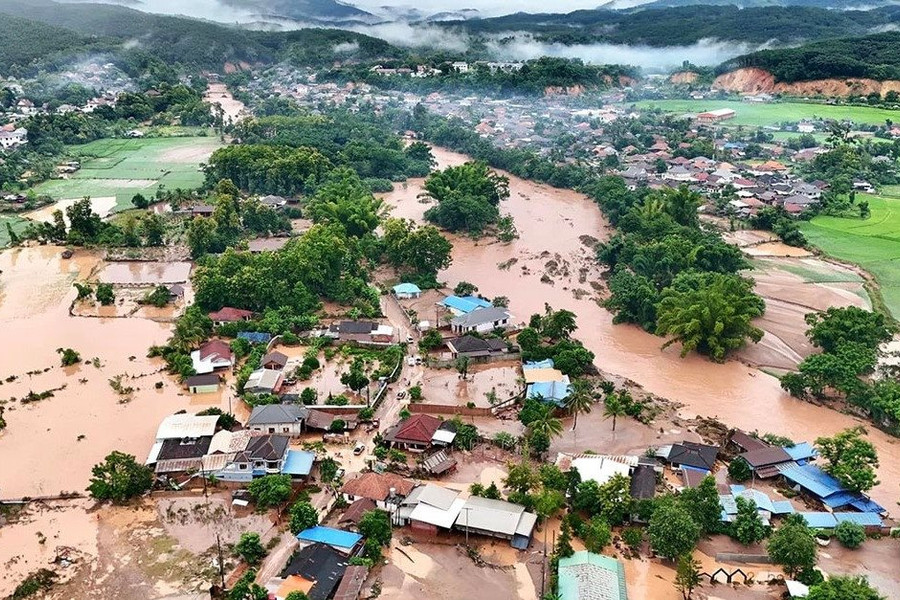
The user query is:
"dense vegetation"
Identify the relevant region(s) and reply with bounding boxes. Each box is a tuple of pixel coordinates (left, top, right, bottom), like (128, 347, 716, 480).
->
(0, 0, 400, 75)
(782, 307, 899, 434)
(323, 58, 637, 97)
(726, 31, 900, 83)
(593, 180, 762, 361)
(443, 5, 900, 47)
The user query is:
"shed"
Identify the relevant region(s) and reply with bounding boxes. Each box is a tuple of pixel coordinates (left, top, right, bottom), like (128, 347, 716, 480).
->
(332, 565, 369, 600)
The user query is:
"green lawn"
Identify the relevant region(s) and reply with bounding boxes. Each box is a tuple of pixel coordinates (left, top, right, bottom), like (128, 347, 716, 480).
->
(631, 100, 900, 128)
(33, 136, 222, 212)
(0, 215, 28, 247)
(800, 190, 900, 318)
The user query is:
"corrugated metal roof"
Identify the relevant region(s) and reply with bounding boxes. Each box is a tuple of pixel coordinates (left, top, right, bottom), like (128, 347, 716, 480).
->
(282, 450, 315, 476)
(558, 551, 627, 600)
(834, 512, 883, 526)
(783, 442, 817, 462)
(778, 464, 843, 498)
(441, 295, 491, 314)
(296, 527, 362, 550)
(457, 496, 527, 536)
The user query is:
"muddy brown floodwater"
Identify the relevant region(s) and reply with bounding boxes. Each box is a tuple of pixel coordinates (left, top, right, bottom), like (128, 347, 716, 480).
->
(381, 147, 900, 509)
(0, 247, 231, 499)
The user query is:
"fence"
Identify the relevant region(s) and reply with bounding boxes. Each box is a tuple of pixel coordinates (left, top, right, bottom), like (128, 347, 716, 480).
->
(408, 403, 494, 417)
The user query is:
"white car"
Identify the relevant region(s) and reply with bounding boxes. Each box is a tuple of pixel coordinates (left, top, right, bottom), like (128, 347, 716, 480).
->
(406, 356, 416, 366)
(353, 442, 366, 455)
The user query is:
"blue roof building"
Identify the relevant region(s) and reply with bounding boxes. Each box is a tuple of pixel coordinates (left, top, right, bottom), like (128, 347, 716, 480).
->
(719, 485, 794, 525)
(296, 526, 363, 554)
(558, 551, 628, 600)
(783, 442, 817, 464)
(238, 331, 272, 344)
(779, 464, 885, 514)
(392, 283, 422, 298)
(282, 450, 315, 478)
(527, 379, 572, 407)
(798, 512, 883, 529)
(440, 295, 492, 315)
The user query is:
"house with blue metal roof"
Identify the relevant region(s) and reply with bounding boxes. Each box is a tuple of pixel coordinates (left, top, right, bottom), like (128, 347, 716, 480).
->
(523, 359, 571, 406)
(296, 526, 363, 555)
(558, 551, 628, 600)
(440, 295, 492, 316)
(719, 485, 794, 526)
(282, 450, 315, 479)
(798, 512, 884, 530)
(779, 463, 885, 514)
(783, 442, 817, 464)
(237, 331, 272, 344)
(392, 283, 422, 299)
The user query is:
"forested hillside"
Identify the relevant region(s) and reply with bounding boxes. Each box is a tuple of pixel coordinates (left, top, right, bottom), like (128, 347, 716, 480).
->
(0, 14, 98, 75)
(722, 32, 900, 83)
(0, 0, 402, 75)
(445, 5, 900, 46)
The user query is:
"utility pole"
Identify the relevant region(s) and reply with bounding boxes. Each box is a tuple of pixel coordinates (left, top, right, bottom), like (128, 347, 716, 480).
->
(216, 533, 226, 590)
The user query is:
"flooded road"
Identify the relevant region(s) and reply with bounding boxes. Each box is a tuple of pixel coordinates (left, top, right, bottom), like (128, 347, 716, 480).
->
(204, 82, 247, 124)
(381, 147, 900, 508)
(0, 247, 230, 499)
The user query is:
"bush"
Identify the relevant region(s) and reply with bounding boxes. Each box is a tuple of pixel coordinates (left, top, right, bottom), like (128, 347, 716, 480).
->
(288, 501, 319, 534)
(235, 532, 266, 565)
(728, 457, 752, 483)
(329, 419, 346, 432)
(247, 475, 292, 510)
(57, 347, 81, 366)
(408, 385, 423, 401)
(300, 388, 317, 405)
(622, 527, 644, 550)
(87, 451, 153, 503)
(834, 520, 866, 549)
(95, 283, 115, 305)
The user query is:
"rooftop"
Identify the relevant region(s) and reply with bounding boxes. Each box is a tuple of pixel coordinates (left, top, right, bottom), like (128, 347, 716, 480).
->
(558, 551, 628, 600)
(296, 527, 362, 552)
(440, 295, 492, 314)
(155, 414, 219, 440)
(450, 306, 511, 328)
(247, 403, 308, 426)
(282, 450, 315, 477)
(341, 472, 416, 502)
(384, 413, 442, 445)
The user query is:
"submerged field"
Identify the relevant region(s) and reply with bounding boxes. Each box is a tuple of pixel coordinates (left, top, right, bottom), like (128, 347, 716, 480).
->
(32, 136, 222, 212)
(632, 99, 899, 127)
(0, 215, 28, 247)
(800, 188, 900, 318)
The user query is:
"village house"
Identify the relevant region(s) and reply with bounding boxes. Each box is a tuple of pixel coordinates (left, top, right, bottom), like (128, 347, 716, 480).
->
(439, 295, 492, 316)
(340, 472, 416, 511)
(260, 194, 287, 208)
(153, 434, 213, 475)
(327, 320, 394, 344)
(261, 350, 288, 370)
(396, 484, 466, 532)
(273, 542, 350, 600)
(217, 434, 290, 481)
(445, 335, 508, 359)
(208, 306, 253, 326)
(558, 552, 628, 600)
(145, 414, 219, 466)
(455, 496, 537, 549)
(0, 127, 27, 150)
(696, 108, 736, 124)
(392, 282, 422, 299)
(382, 413, 455, 452)
(660, 441, 719, 473)
(295, 526, 363, 556)
(247, 403, 308, 436)
(523, 359, 571, 406)
(244, 368, 284, 395)
(190, 339, 234, 374)
(184, 373, 220, 394)
(449, 306, 511, 335)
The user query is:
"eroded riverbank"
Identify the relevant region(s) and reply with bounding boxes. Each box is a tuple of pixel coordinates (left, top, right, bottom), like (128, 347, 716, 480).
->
(381, 146, 900, 509)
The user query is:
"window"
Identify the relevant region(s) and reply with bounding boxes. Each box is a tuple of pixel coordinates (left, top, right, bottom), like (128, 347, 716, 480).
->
(268, 427, 275, 434)
(283, 427, 289, 433)
(239, 464, 247, 470)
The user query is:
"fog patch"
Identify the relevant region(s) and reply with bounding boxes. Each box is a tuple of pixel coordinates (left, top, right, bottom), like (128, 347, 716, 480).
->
(333, 41, 361, 54)
(484, 35, 771, 72)
(349, 22, 471, 52)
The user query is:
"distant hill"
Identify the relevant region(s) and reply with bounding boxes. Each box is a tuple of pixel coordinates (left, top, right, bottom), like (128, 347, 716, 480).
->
(607, 0, 900, 8)
(0, 0, 405, 74)
(0, 13, 98, 75)
(721, 31, 900, 83)
(444, 5, 900, 46)
(220, 0, 373, 21)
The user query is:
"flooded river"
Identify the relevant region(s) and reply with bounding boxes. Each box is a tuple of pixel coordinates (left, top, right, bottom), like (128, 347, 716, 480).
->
(0, 247, 231, 499)
(382, 147, 900, 508)
(204, 82, 247, 124)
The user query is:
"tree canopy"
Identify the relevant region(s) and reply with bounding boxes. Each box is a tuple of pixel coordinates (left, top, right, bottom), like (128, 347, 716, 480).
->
(815, 427, 879, 493)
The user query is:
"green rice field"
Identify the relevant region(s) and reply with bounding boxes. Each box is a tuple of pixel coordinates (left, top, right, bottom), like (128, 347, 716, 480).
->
(0, 215, 28, 247)
(632, 100, 900, 128)
(800, 187, 900, 318)
(33, 136, 222, 212)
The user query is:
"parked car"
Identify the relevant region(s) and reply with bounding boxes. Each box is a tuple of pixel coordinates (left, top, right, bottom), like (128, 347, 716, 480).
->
(353, 442, 366, 455)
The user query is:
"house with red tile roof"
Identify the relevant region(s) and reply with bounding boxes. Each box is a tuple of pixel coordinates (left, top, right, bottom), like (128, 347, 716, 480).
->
(383, 414, 442, 452)
(208, 307, 253, 325)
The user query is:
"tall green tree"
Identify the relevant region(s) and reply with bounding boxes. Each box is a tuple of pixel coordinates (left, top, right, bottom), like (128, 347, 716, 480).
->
(288, 500, 319, 534)
(674, 554, 702, 600)
(235, 532, 266, 565)
(807, 576, 885, 600)
(648, 501, 700, 561)
(680, 475, 722, 535)
(767, 514, 817, 578)
(87, 451, 153, 503)
(656, 271, 764, 362)
(730, 497, 767, 545)
(805, 306, 893, 353)
(565, 379, 595, 430)
(815, 427, 879, 493)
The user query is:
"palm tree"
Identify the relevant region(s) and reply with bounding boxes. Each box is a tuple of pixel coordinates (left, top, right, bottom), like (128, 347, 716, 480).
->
(603, 391, 627, 432)
(528, 410, 563, 440)
(565, 379, 595, 431)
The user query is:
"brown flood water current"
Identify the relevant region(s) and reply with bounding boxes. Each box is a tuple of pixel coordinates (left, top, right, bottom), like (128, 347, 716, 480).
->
(383, 147, 899, 509)
(0, 247, 231, 499)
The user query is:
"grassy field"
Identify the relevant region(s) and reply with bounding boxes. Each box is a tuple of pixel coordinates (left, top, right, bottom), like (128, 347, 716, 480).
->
(32, 136, 222, 212)
(800, 187, 900, 318)
(0, 215, 28, 247)
(632, 100, 900, 128)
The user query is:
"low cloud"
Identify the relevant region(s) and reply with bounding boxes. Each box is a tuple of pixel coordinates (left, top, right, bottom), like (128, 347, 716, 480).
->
(349, 22, 471, 52)
(333, 41, 361, 54)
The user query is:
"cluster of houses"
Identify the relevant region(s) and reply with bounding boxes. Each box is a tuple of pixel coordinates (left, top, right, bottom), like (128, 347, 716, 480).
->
(617, 139, 838, 216)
